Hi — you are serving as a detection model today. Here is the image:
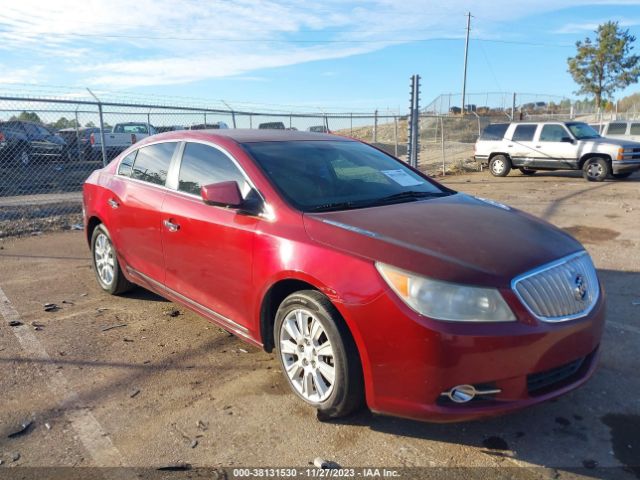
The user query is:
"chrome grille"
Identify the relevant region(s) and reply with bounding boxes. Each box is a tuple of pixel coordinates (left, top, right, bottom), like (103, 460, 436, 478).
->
(512, 251, 599, 322)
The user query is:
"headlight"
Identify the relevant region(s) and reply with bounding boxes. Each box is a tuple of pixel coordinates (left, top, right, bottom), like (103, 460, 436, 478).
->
(376, 262, 516, 322)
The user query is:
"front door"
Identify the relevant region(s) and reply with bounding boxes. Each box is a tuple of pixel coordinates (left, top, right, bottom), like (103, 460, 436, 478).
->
(532, 124, 578, 169)
(161, 141, 259, 332)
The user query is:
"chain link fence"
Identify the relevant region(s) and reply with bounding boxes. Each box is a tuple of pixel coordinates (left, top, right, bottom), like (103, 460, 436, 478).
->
(0, 93, 513, 238)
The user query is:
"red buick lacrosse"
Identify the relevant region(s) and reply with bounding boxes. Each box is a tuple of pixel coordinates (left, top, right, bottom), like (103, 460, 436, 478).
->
(83, 129, 604, 422)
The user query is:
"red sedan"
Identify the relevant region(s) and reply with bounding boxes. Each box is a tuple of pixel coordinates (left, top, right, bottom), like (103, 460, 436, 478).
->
(83, 129, 604, 422)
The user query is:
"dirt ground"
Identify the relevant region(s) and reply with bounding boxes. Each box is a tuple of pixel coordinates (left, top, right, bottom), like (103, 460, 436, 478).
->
(0, 170, 639, 479)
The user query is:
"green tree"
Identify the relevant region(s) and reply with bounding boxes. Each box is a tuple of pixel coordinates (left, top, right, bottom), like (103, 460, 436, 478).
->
(51, 117, 80, 129)
(9, 111, 43, 123)
(568, 21, 640, 109)
(85, 121, 96, 128)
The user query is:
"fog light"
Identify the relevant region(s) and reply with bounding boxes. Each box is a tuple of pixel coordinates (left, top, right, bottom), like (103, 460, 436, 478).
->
(441, 384, 502, 404)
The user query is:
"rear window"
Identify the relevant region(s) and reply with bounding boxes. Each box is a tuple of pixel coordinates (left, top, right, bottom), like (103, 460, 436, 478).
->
(131, 142, 176, 186)
(115, 124, 149, 134)
(480, 124, 508, 141)
(512, 124, 537, 142)
(630, 123, 640, 135)
(607, 123, 627, 135)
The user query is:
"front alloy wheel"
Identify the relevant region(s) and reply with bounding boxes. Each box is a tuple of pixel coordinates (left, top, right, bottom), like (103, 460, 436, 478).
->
(280, 308, 335, 402)
(275, 290, 363, 419)
(582, 157, 609, 182)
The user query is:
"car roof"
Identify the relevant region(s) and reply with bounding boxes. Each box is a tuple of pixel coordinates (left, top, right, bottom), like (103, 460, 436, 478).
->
(146, 128, 351, 144)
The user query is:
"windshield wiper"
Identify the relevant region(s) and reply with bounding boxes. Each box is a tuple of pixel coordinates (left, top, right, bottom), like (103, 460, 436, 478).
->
(308, 201, 362, 212)
(369, 190, 449, 206)
(308, 191, 449, 212)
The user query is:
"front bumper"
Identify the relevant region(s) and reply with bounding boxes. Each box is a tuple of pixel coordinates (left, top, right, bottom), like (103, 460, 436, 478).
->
(612, 159, 640, 174)
(340, 283, 605, 423)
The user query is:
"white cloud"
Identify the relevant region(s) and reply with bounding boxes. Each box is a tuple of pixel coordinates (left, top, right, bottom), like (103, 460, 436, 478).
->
(1, 0, 640, 87)
(0, 65, 45, 84)
(554, 18, 640, 34)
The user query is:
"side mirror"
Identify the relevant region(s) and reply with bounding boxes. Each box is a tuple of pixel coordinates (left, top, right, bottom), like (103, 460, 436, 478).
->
(561, 137, 575, 144)
(201, 181, 243, 208)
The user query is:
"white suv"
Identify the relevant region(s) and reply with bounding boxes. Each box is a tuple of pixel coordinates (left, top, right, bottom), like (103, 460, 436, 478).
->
(475, 121, 640, 181)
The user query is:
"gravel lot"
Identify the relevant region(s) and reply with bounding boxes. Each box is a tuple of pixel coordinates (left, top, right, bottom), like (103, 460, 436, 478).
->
(0, 170, 638, 479)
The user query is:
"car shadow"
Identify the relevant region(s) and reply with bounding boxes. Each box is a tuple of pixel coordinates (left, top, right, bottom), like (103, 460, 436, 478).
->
(3, 269, 637, 477)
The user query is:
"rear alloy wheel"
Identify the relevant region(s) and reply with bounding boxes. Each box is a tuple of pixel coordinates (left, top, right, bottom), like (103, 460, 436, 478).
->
(19, 149, 31, 166)
(582, 157, 610, 182)
(275, 290, 363, 419)
(489, 155, 511, 177)
(91, 224, 134, 295)
(519, 167, 536, 175)
(612, 172, 633, 180)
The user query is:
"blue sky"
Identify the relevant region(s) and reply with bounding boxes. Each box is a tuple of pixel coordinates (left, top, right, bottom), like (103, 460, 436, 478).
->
(1, 0, 640, 112)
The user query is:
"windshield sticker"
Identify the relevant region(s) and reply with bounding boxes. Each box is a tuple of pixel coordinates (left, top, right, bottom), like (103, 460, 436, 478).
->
(381, 169, 424, 187)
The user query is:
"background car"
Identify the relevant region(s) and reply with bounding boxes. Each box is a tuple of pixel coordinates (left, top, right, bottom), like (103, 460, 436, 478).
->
(58, 126, 106, 161)
(0, 120, 67, 165)
(189, 122, 229, 130)
(475, 121, 640, 181)
(258, 122, 285, 129)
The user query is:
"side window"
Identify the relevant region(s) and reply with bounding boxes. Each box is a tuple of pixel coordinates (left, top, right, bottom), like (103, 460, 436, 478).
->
(630, 123, 640, 135)
(480, 124, 509, 140)
(607, 123, 627, 135)
(118, 151, 137, 177)
(512, 124, 537, 141)
(131, 142, 176, 186)
(23, 123, 40, 137)
(36, 125, 52, 136)
(178, 142, 249, 197)
(539, 125, 569, 142)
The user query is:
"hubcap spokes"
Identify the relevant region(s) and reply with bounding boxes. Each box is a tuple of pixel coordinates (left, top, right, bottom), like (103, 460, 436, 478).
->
(280, 308, 335, 402)
(492, 160, 504, 174)
(588, 163, 603, 177)
(94, 233, 115, 286)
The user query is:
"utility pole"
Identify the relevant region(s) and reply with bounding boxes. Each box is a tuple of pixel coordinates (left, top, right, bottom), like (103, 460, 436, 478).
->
(461, 12, 471, 116)
(407, 74, 421, 168)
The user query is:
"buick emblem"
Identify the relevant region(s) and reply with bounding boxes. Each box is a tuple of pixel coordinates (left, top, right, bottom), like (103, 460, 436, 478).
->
(573, 273, 587, 301)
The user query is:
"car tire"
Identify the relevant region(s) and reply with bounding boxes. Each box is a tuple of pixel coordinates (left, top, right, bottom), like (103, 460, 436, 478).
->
(17, 147, 31, 166)
(582, 157, 610, 182)
(274, 290, 364, 419)
(519, 167, 536, 175)
(489, 155, 511, 177)
(612, 172, 633, 179)
(91, 224, 134, 295)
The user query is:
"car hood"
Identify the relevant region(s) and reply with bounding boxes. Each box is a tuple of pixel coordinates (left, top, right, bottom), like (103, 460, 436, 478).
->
(303, 193, 583, 288)
(592, 137, 640, 147)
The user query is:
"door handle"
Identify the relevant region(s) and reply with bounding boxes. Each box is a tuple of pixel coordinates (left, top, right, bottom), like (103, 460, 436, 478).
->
(163, 219, 180, 232)
(507, 145, 513, 147)
(107, 198, 119, 209)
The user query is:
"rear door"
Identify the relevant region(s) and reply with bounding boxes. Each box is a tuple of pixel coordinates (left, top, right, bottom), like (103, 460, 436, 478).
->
(532, 124, 578, 169)
(106, 142, 178, 284)
(161, 141, 260, 333)
(508, 124, 538, 167)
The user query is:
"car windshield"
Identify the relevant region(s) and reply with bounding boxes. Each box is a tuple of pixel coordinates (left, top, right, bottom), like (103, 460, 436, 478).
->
(566, 122, 600, 139)
(243, 140, 451, 212)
